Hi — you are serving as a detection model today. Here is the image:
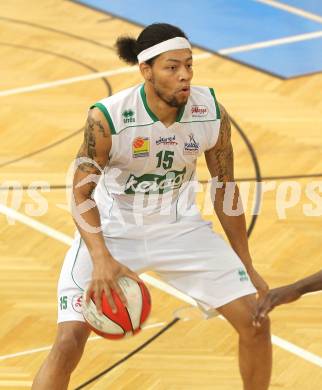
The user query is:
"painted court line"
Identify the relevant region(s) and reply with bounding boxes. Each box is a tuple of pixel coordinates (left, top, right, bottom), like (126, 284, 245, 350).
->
(0, 65, 138, 97)
(1, 27, 322, 98)
(0, 322, 166, 362)
(0, 380, 32, 387)
(0, 336, 102, 361)
(1, 206, 322, 368)
(218, 30, 322, 54)
(0, 53, 208, 97)
(0, 204, 73, 246)
(256, 0, 322, 25)
(272, 335, 322, 367)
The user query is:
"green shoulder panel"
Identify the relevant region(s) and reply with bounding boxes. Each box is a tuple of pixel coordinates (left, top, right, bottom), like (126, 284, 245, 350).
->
(140, 84, 159, 122)
(209, 88, 221, 120)
(90, 102, 116, 135)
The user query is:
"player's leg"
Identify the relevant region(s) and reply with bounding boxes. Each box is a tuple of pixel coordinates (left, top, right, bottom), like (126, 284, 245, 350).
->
(32, 231, 147, 389)
(32, 321, 90, 390)
(148, 216, 270, 389)
(217, 294, 272, 390)
(32, 236, 92, 389)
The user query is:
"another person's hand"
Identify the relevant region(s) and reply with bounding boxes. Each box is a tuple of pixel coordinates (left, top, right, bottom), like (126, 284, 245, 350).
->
(253, 284, 301, 327)
(86, 251, 142, 314)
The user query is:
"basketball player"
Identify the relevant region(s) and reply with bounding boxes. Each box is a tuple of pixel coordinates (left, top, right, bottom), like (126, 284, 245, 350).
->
(254, 269, 322, 327)
(32, 23, 272, 390)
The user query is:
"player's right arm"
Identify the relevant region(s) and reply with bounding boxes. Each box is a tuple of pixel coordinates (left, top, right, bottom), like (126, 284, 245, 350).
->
(254, 270, 322, 326)
(73, 108, 141, 313)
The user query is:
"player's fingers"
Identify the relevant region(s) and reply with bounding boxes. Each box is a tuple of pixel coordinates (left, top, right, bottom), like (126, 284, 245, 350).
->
(126, 270, 142, 284)
(93, 285, 103, 315)
(253, 316, 266, 328)
(253, 301, 271, 327)
(85, 286, 93, 304)
(256, 308, 268, 323)
(259, 307, 270, 325)
(112, 280, 128, 307)
(104, 284, 117, 313)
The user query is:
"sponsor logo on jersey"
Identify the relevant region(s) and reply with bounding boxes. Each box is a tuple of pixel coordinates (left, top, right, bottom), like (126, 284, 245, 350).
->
(183, 133, 199, 155)
(124, 167, 186, 194)
(132, 137, 150, 158)
(156, 135, 178, 146)
(122, 109, 135, 124)
(238, 268, 249, 282)
(191, 105, 208, 117)
(71, 293, 83, 313)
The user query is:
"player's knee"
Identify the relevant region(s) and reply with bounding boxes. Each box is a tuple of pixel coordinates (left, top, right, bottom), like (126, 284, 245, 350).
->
(50, 329, 87, 368)
(239, 315, 271, 343)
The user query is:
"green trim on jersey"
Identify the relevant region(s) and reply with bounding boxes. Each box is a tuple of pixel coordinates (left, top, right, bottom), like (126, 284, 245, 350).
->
(140, 84, 186, 123)
(118, 121, 155, 134)
(140, 85, 158, 122)
(71, 237, 84, 291)
(90, 102, 116, 135)
(209, 88, 221, 119)
(176, 105, 185, 122)
(180, 119, 218, 124)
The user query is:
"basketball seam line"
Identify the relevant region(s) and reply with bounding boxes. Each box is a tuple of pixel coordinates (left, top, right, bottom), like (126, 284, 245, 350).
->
(91, 297, 127, 335)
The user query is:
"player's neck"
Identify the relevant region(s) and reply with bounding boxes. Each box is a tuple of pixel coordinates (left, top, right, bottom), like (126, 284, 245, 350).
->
(144, 83, 179, 128)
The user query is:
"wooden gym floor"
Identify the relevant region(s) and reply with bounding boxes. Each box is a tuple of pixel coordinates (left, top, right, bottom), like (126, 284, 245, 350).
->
(0, 1, 321, 389)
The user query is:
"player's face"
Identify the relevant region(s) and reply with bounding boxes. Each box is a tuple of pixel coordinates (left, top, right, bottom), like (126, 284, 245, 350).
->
(150, 49, 193, 108)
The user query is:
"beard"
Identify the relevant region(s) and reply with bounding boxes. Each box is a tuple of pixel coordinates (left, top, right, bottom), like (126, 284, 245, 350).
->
(155, 88, 183, 108)
(151, 78, 187, 108)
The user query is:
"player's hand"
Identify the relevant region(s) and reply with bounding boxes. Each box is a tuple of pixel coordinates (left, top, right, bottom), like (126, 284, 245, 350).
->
(253, 285, 302, 327)
(247, 266, 269, 300)
(86, 251, 142, 314)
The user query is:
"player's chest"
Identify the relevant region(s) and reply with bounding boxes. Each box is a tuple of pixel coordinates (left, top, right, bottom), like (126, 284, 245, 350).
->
(115, 125, 204, 170)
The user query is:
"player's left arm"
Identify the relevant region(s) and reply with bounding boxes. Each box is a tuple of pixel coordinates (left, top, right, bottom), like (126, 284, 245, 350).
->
(204, 103, 268, 295)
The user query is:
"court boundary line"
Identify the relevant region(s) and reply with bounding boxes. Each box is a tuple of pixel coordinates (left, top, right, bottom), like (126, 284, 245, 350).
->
(2, 29, 322, 97)
(219, 30, 322, 54)
(256, 0, 322, 25)
(0, 322, 166, 362)
(1, 205, 322, 368)
(0, 380, 31, 388)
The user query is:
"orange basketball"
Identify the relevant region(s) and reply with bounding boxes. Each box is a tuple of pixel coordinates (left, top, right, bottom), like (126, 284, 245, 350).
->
(82, 277, 151, 339)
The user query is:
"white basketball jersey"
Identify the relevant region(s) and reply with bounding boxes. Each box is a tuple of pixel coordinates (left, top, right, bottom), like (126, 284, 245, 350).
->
(91, 84, 221, 229)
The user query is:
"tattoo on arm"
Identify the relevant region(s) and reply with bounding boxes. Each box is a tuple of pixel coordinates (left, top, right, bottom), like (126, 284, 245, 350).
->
(84, 181, 97, 198)
(84, 117, 97, 159)
(76, 111, 110, 174)
(76, 159, 99, 174)
(215, 105, 234, 182)
(206, 104, 234, 183)
(89, 116, 109, 138)
(76, 142, 100, 174)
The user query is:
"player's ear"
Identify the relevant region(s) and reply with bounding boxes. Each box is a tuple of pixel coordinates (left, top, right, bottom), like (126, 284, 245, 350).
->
(139, 62, 152, 82)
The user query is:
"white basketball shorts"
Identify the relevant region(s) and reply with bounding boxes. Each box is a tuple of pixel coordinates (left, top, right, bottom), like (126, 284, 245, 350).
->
(57, 214, 256, 323)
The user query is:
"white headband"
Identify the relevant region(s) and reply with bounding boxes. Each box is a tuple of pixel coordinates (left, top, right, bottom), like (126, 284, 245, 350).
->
(137, 37, 191, 64)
